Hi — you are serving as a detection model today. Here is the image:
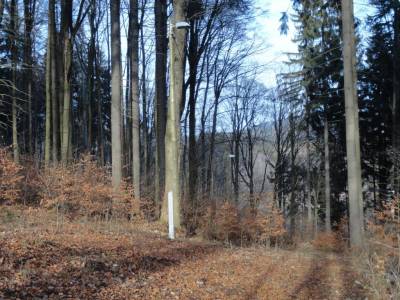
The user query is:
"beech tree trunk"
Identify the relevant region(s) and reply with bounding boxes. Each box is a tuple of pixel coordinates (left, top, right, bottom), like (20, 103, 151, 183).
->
(130, 0, 140, 199)
(95, 50, 104, 164)
(161, 0, 188, 227)
(23, 0, 35, 155)
(206, 92, 219, 201)
(140, 3, 149, 189)
(61, 36, 72, 163)
(60, 0, 87, 163)
(61, 1, 72, 163)
(305, 97, 313, 231)
(10, 0, 19, 163)
(44, 0, 52, 167)
(154, 0, 167, 212)
(111, 0, 122, 190)
(324, 112, 331, 232)
(289, 112, 296, 237)
(392, 3, 400, 193)
(49, 0, 59, 163)
(187, 19, 198, 216)
(341, 0, 364, 247)
(87, 0, 97, 154)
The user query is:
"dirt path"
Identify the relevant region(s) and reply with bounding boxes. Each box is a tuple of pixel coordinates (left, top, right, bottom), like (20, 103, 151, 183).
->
(0, 222, 367, 299)
(100, 246, 366, 300)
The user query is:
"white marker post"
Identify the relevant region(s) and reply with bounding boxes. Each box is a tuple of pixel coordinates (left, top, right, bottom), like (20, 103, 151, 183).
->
(168, 191, 174, 240)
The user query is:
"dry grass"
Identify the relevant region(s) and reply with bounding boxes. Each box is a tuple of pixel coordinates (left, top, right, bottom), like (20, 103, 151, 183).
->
(311, 232, 345, 253)
(357, 199, 400, 299)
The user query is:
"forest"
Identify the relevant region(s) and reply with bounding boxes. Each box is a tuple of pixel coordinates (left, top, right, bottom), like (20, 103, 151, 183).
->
(0, 0, 399, 299)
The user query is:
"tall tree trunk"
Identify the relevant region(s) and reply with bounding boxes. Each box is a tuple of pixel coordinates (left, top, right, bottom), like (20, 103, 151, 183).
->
(111, 0, 122, 190)
(61, 36, 72, 163)
(87, 1, 96, 154)
(44, 1, 52, 167)
(199, 61, 210, 197)
(247, 128, 255, 210)
(130, 0, 140, 199)
(60, 0, 88, 161)
(154, 0, 167, 212)
(392, 3, 400, 193)
(23, 0, 35, 155)
(61, 1, 72, 163)
(140, 2, 149, 190)
(58, 1, 66, 151)
(233, 134, 240, 204)
(49, 0, 59, 163)
(274, 102, 283, 209)
(95, 53, 104, 164)
(10, 0, 19, 163)
(205, 92, 218, 201)
(187, 20, 198, 217)
(124, 51, 131, 176)
(341, 0, 364, 247)
(161, 0, 188, 227)
(324, 112, 331, 232)
(305, 96, 313, 232)
(289, 112, 296, 237)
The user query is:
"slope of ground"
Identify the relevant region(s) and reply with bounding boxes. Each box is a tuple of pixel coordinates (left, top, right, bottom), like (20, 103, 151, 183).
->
(0, 208, 367, 299)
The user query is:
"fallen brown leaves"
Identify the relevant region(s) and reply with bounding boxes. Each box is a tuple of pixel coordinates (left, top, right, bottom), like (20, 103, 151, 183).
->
(0, 209, 368, 300)
(103, 248, 366, 300)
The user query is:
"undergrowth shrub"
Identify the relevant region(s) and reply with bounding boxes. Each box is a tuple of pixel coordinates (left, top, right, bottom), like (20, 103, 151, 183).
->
(0, 148, 23, 204)
(215, 202, 241, 242)
(362, 199, 400, 298)
(202, 201, 286, 246)
(20, 159, 41, 205)
(38, 155, 141, 220)
(182, 193, 210, 236)
(312, 232, 344, 252)
(240, 203, 286, 246)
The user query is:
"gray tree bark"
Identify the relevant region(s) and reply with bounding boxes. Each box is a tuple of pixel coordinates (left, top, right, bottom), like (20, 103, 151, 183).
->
(161, 0, 188, 227)
(111, 0, 122, 190)
(60, 1, 72, 163)
(23, 0, 35, 155)
(324, 113, 331, 232)
(60, 0, 88, 163)
(392, 3, 400, 193)
(305, 97, 313, 232)
(10, 0, 19, 163)
(289, 112, 296, 237)
(49, 0, 59, 163)
(130, 0, 140, 199)
(87, 0, 97, 154)
(341, 0, 364, 247)
(44, 0, 52, 167)
(154, 0, 167, 213)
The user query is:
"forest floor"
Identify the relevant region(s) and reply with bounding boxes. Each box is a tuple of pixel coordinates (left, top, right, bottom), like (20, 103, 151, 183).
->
(0, 207, 369, 300)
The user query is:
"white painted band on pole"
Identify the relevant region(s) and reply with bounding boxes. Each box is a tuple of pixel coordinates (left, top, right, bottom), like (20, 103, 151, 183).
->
(168, 191, 174, 240)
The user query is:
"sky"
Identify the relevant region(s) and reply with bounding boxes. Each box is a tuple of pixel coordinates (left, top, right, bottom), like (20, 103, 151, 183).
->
(253, 0, 372, 87)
